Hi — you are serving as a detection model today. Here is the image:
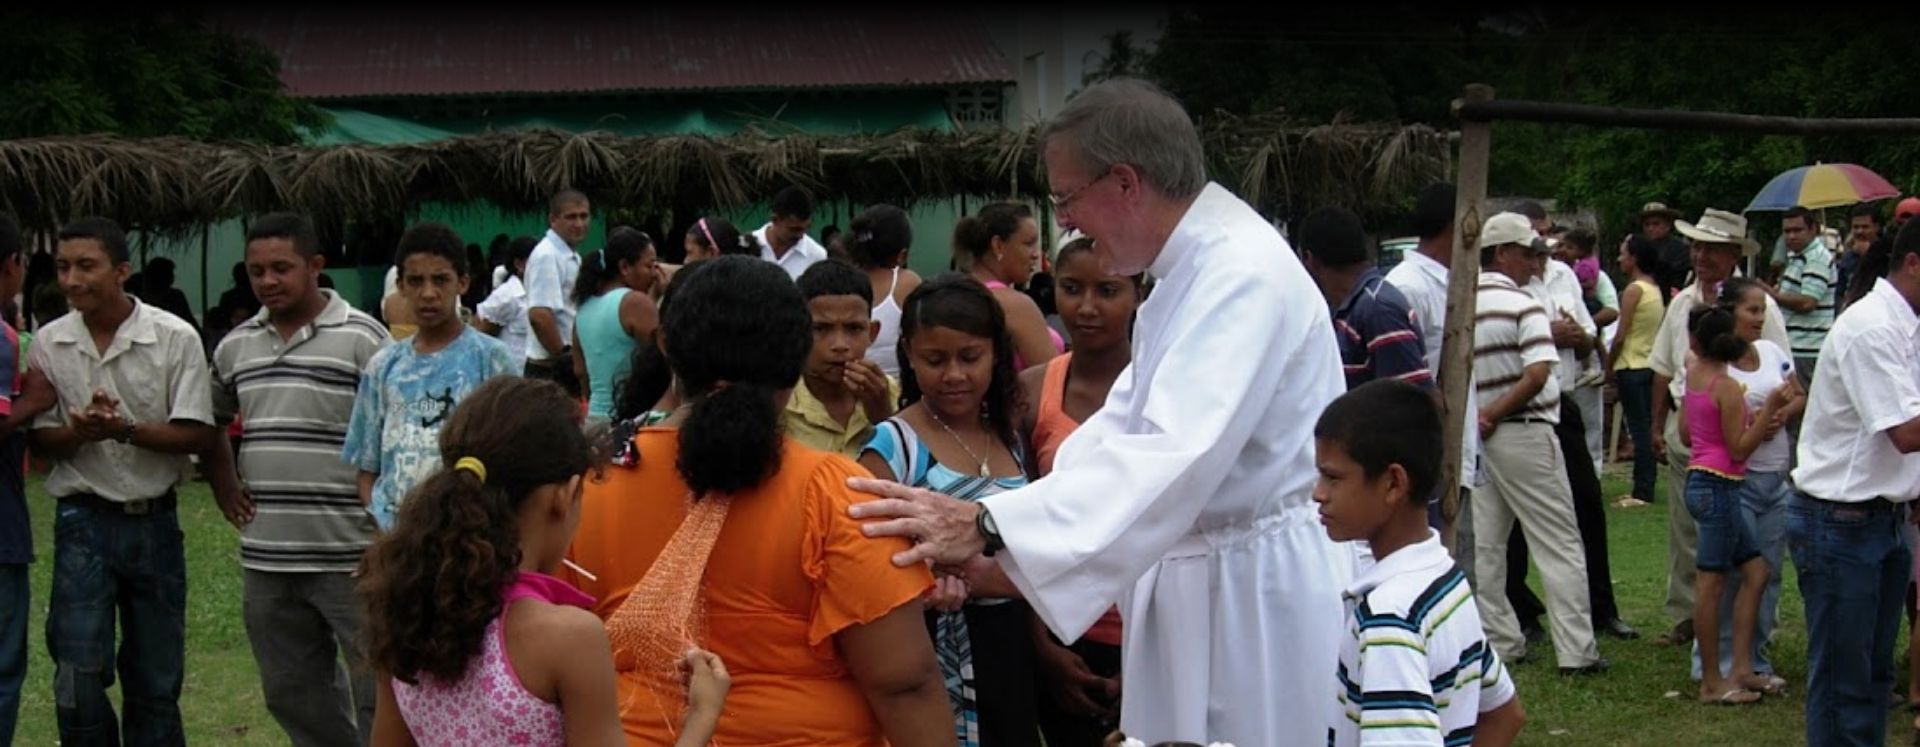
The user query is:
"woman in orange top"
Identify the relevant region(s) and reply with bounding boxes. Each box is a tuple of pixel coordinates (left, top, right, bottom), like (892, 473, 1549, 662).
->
(1016, 238, 1143, 746)
(563, 257, 954, 747)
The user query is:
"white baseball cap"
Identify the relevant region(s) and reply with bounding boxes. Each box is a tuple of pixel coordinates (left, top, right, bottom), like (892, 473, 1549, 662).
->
(1478, 212, 1539, 250)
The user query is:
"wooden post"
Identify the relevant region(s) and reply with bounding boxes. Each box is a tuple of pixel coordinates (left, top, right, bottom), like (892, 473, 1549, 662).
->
(199, 226, 211, 318)
(1438, 84, 1494, 549)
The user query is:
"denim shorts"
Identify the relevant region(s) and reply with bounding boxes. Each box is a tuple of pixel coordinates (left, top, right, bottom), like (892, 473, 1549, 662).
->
(1687, 470, 1760, 571)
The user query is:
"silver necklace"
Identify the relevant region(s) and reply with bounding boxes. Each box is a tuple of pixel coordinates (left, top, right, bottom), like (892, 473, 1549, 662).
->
(925, 407, 992, 477)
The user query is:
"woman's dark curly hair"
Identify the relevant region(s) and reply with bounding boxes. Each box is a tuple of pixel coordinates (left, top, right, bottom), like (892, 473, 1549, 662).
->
(358, 377, 593, 685)
(662, 256, 813, 496)
(896, 273, 1021, 450)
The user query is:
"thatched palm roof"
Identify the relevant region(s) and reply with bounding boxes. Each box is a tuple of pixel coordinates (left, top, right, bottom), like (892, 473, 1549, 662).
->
(0, 118, 1453, 234)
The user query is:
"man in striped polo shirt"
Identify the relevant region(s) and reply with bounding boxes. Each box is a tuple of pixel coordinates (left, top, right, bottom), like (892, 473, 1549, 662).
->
(205, 213, 391, 745)
(1470, 212, 1605, 675)
(1768, 206, 1835, 388)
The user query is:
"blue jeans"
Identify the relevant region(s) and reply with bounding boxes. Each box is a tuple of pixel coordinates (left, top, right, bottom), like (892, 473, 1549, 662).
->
(1685, 472, 1759, 571)
(1788, 491, 1910, 747)
(48, 499, 187, 746)
(1615, 368, 1657, 503)
(1691, 469, 1789, 680)
(0, 563, 26, 745)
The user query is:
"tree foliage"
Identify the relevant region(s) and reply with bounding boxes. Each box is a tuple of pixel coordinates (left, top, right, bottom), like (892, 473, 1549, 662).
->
(1102, 7, 1920, 234)
(0, 13, 325, 144)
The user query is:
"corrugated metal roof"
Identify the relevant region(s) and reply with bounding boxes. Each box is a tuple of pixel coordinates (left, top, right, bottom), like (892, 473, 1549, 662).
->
(216, 10, 1015, 100)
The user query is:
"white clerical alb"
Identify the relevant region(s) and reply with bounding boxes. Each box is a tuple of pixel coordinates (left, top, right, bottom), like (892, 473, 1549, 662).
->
(981, 183, 1355, 745)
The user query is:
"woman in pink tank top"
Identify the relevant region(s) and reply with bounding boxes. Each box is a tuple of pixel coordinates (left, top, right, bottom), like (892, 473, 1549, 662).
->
(1679, 307, 1793, 708)
(358, 378, 729, 746)
(957, 202, 1065, 369)
(1015, 238, 1142, 744)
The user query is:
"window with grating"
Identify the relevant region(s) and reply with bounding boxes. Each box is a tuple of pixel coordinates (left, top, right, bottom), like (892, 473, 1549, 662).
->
(947, 86, 1007, 129)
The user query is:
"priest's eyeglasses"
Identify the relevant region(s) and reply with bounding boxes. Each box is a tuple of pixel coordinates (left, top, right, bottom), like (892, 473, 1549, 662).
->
(1048, 170, 1114, 211)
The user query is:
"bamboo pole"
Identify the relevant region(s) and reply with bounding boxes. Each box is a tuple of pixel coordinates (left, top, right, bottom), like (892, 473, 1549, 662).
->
(1455, 99, 1920, 136)
(1438, 84, 1494, 548)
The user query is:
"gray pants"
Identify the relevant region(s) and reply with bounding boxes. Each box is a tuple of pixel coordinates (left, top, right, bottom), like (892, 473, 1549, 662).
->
(1663, 415, 1699, 624)
(1451, 488, 1475, 580)
(1573, 386, 1606, 477)
(244, 570, 373, 747)
(1473, 422, 1601, 667)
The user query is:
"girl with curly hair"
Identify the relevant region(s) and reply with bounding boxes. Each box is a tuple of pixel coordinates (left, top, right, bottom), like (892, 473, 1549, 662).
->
(359, 376, 728, 746)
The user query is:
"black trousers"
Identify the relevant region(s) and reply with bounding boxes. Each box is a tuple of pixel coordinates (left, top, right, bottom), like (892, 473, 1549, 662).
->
(523, 356, 582, 399)
(1035, 635, 1122, 747)
(926, 602, 1042, 747)
(1506, 398, 1619, 626)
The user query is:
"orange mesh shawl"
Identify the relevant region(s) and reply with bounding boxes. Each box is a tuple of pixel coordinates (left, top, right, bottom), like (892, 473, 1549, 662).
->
(603, 492, 732, 740)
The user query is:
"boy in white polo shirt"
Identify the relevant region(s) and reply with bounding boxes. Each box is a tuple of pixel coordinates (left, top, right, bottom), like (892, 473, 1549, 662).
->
(1314, 380, 1524, 747)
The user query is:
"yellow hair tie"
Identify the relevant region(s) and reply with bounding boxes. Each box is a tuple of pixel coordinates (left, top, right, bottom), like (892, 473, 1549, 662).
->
(453, 457, 487, 484)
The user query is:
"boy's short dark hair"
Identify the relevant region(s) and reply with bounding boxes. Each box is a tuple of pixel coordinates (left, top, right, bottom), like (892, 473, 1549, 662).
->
(1312, 379, 1442, 504)
(58, 217, 130, 264)
(394, 222, 468, 277)
(796, 258, 873, 306)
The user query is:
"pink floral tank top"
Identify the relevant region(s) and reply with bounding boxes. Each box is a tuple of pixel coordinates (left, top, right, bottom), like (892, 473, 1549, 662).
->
(392, 571, 596, 746)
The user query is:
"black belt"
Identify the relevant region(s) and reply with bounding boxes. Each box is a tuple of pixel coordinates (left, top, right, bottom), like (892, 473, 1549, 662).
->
(58, 491, 177, 516)
(1796, 492, 1907, 513)
(1503, 417, 1554, 426)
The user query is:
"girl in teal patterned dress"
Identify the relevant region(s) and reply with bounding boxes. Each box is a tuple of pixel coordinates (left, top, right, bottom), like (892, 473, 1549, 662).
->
(860, 274, 1041, 747)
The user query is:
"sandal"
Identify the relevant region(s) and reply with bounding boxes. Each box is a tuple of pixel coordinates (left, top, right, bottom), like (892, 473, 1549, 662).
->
(1614, 496, 1650, 508)
(1700, 688, 1761, 706)
(1656, 620, 1696, 647)
(1740, 674, 1787, 696)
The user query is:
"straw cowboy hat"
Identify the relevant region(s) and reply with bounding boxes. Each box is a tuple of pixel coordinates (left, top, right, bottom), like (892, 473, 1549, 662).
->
(1675, 208, 1762, 256)
(1635, 201, 1683, 222)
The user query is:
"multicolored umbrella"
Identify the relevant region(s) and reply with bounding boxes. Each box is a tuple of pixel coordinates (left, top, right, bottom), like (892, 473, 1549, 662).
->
(1746, 163, 1900, 211)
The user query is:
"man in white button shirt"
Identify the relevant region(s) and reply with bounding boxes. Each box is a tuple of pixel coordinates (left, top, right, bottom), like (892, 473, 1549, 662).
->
(1383, 184, 1482, 558)
(1789, 220, 1920, 746)
(524, 190, 590, 397)
(755, 186, 827, 280)
(1646, 208, 1789, 648)
(29, 218, 215, 744)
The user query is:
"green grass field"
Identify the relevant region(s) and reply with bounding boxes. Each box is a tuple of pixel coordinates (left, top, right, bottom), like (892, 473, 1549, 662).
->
(8, 468, 1912, 745)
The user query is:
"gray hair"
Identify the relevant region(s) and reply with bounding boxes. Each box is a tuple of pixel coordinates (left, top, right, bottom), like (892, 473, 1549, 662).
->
(1041, 78, 1207, 200)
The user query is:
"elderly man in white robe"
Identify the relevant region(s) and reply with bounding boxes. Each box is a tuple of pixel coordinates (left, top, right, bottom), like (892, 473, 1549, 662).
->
(846, 78, 1353, 745)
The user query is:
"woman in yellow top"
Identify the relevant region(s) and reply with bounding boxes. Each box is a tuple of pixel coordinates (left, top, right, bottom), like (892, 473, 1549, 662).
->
(1608, 235, 1668, 507)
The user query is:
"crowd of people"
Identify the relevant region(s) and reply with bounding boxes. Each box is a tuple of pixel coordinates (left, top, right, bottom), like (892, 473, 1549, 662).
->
(1326, 175, 1920, 744)
(2, 75, 1920, 747)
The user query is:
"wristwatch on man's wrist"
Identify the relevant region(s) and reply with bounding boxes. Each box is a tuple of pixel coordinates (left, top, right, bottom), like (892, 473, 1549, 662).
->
(113, 419, 136, 444)
(976, 505, 1006, 557)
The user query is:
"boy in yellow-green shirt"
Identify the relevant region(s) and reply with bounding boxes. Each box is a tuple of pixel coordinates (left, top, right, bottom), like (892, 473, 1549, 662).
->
(785, 260, 898, 457)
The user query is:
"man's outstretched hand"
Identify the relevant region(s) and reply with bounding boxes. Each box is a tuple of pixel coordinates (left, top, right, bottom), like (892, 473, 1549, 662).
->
(847, 477, 987, 567)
